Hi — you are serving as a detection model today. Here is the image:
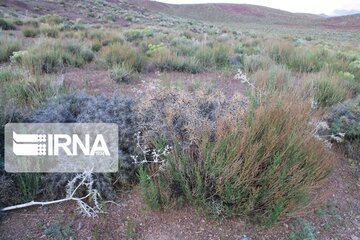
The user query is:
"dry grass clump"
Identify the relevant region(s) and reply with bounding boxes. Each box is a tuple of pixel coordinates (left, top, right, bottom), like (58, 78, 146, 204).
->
(15, 39, 94, 75)
(0, 36, 22, 62)
(137, 91, 333, 226)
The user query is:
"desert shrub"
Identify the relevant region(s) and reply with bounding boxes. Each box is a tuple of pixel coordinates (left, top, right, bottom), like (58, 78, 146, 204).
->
(5, 78, 66, 107)
(124, 28, 153, 42)
(146, 43, 166, 56)
(195, 47, 214, 68)
(171, 37, 199, 57)
(41, 27, 59, 38)
(23, 19, 40, 28)
(91, 42, 102, 52)
(310, 73, 348, 107)
(266, 40, 294, 64)
(103, 43, 137, 67)
(213, 44, 230, 68)
(138, 92, 333, 225)
(0, 175, 20, 207)
(325, 96, 360, 140)
(14, 174, 42, 202)
(244, 54, 272, 72)
(289, 48, 327, 72)
(288, 219, 316, 240)
(265, 40, 328, 73)
(338, 71, 360, 95)
(0, 37, 21, 62)
(0, 18, 16, 30)
(252, 64, 291, 92)
(40, 14, 62, 25)
(80, 49, 95, 62)
(153, 50, 202, 73)
(0, 66, 23, 82)
(110, 63, 133, 83)
(20, 41, 93, 74)
(25, 93, 140, 198)
(22, 27, 40, 37)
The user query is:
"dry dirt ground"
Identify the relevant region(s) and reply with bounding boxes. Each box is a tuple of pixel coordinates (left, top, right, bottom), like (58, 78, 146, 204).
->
(0, 146, 359, 240)
(60, 67, 245, 98)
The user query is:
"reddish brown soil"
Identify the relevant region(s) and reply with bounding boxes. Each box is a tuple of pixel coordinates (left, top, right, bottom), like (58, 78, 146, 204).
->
(0, 147, 359, 240)
(61, 68, 246, 98)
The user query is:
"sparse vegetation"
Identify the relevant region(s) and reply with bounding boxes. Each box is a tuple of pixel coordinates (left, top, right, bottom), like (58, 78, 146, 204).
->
(0, 0, 359, 238)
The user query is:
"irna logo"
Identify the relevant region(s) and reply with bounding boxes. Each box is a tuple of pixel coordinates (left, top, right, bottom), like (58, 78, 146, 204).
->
(5, 123, 118, 173)
(12, 132, 110, 156)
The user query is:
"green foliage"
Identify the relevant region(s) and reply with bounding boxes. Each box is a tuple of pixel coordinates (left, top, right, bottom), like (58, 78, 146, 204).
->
(0, 38, 21, 62)
(80, 49, 95, 62)
(288, 219, 316, 240)
(244, 54, 272, 72)
(171, 37, 199, 57)
(22, 27, 41, 37)
(0, 18, 16, 30)
(110, 64, 133, 83)
(195, 47, 214, 68)
(327, 96, 360, 140)
(213, 44, 230, 68)
(313, 78, 347, 107)
(42, 222, 73, 238)
(0, 66, 23, 83)
(40, 15, 62, 25)
(14, 173, 42, 202)
(20, 42, 93, 74)
(146, 43, 166, 56)
(154, 50, 203, 73)
(138, 166, 163, 209)
(124, 28, 153, 42)
(140, 94, 332, 226)
(41, 27, 59, 38)
(5, 78, 66, 106)
(91, 42, 102, 52)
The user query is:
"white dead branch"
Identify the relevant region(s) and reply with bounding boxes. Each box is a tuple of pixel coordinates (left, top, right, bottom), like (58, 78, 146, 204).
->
(1, 171, 104, 217)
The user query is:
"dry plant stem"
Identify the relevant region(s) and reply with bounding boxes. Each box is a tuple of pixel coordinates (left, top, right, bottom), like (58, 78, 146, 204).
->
(1, 193, 91, 212)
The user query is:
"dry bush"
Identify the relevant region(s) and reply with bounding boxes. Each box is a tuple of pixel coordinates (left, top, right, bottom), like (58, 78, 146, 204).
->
(251, 64, 292, 92)
(138, 91, 334, 225)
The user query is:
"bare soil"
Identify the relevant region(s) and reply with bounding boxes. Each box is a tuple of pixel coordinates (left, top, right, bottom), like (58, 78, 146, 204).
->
(1, 151, 359, 240)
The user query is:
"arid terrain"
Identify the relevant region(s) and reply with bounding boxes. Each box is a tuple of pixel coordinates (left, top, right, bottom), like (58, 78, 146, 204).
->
(0, 0, 359, 239)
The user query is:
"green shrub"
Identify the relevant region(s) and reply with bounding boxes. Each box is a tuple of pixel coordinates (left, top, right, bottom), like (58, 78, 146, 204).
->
(110, 64, 133, 83)
(213, 44, 230, 68)
(171, 37, 199, 57)
(91, 42, 102, 52)
(244, 54, 272, 72)
(313, 79, 347, 107)
(0, 38, 21, 62)
(0, 66, 23, 82)
(22, 27, 40, 37)
(40, 15, 62, 25)
(0, 18, 16, 30)
(20, 42, 93, 74)
(138, 166, 167, 209)
(326, 96, 360, 140)
(103, 43, 145, 71)
(140, 94, 333, 226)
(288, 219, 316, 240)
(41, 27, 59, 38)
(153, 50, 202, 73)
(80, 49, 95, 62)
(5, 78, 66, 106)
(14, 174, 42, 202)
(195, 47, 214, 68)
(124, 28, 153, 42)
